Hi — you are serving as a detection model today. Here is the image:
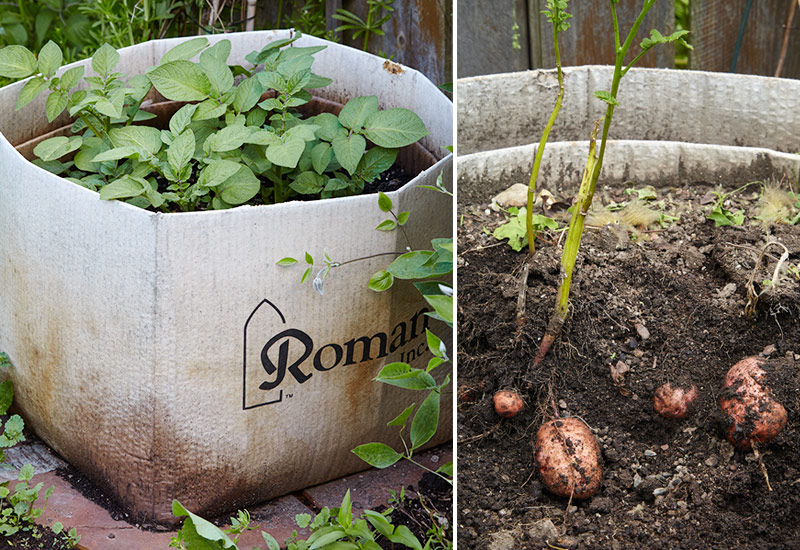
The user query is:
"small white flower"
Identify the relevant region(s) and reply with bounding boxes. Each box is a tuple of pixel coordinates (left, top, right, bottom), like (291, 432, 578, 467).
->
(438, 284, 453, 296)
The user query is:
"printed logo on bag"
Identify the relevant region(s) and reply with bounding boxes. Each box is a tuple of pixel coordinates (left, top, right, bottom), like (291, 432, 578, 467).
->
(242, 299, 431, 409)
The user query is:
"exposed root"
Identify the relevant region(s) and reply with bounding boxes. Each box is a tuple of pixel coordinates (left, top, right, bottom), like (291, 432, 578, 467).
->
(531, 310, 567, 370)
(752, 445, 773, 492)
(515, 263, 530, 338)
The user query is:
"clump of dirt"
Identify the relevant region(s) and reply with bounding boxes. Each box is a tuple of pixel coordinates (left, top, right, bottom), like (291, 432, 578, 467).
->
(458, 179, 800, 549)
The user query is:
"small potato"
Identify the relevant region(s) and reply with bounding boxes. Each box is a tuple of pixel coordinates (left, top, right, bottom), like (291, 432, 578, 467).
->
(653, 383, 698, 420)
(720, 357, 787, 449)
(493, 390, 523, 418)
(534, 417, 602, 499)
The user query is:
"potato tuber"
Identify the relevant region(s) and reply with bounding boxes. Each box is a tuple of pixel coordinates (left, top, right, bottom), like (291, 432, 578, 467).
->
(534, 417, 602, 499)
(719, 356, 787, 449)
(493, 390, 523, 418)
(653, 383, 698, 420)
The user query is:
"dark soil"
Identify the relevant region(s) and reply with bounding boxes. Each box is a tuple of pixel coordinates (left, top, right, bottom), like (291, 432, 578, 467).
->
(381, 472, 453, 549)
(2, 525, 78, 549)
(457, 179, 800, 549)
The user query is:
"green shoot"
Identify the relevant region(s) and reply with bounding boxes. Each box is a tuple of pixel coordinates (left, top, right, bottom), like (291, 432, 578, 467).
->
(525, 0, 571, 255)
(532, 0, 691, 370)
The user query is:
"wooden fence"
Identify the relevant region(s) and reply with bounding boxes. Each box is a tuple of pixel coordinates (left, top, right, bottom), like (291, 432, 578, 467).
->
(254, 0, 452, 86)
(458, 0, 800, 79)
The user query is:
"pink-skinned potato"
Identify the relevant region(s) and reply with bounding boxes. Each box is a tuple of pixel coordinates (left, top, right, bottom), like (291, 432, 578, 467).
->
(494, 390, 523, 418)
(720, 356, 787, 449)
(535, 417, 602, 499)
(654, 383, 698, 420)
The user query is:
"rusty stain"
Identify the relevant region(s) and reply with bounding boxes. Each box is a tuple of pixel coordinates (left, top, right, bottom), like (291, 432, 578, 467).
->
(383, 59, 405, 74)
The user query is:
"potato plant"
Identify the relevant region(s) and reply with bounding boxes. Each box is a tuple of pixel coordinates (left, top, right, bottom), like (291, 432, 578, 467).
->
(0, 33, 429, 212)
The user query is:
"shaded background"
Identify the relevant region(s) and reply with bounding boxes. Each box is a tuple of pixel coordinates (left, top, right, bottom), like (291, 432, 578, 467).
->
(458, 0, 800, 79)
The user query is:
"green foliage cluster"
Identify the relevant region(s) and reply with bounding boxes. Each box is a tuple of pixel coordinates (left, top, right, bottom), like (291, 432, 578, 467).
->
(170, 489, 428, 550)
(493, 207, 558, 252)
(0, 34, 428, 212)
(333, 0, 395, 52)
(0, 354, 79, 546)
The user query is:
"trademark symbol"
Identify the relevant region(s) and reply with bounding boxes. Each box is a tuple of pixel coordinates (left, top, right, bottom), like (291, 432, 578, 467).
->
(287, 394, 293, 398)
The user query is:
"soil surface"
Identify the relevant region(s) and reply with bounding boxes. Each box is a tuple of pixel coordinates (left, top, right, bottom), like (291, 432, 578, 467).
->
(2, 526, 78, 549)
(457, 178, 800, 549)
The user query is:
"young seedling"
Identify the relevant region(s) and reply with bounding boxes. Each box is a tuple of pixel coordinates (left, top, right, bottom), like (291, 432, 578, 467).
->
(525, 0, 571, 255)
(531, 0, 691, 370)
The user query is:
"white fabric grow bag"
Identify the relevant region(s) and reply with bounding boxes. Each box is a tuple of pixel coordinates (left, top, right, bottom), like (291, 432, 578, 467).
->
(458, 140, 800, 204)
(0, 31, 452, 523)
(458, 66, 800, 156)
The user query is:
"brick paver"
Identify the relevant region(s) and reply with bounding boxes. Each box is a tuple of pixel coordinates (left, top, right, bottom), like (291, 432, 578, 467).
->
(28, 446, 452, 550)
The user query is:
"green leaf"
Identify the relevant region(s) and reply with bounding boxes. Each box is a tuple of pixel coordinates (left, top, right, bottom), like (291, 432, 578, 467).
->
(200, 54, 234, 97)
(410, 391, 440, 450)
(266, 137, 306, 168)
(305, 252, 314, 264)
(337, 490, 353, 529)
(363, 109, 429, 148)
(368, 270, 394, 292)
(332, 134, 366, 175)
(201, 39, 232, 64)
(18, 464, 33, 482)
(37, 41, 62, 79)
(45, 90, 68, 122)
(423, 294, 453, 325)
(0, 45, 37, 78)
(4, 415, 24, 437)
(233, 76, 263, 113)
(301, 266, 313, 283)
(277, 257, 298, 266)
(376, 363, 437, 390)
(99, 176, 147, 201)
(217, 165, 260, 205)
(262, 532, 281, 550)
(309, 529, 347, 550)
(168, 103, 199, 135)
(376, 220, 397, 231)
(388, 525, 423, 550)
(16, 76, 48, 110)
(148, 60, 212, 101)
(290, 171, 326, 195)
(58, 65, 84, 91)
(397, 211, 410, 225)
(257, 70, 286, 93)
(160, 37, 209, 64)
(387, 403, 415, 427)
(205, 125, 253, 153)
(426, 330, 445, 358)
(167, 130, 195, 174)
(437, 461, 453, 477)
(311, 142, 334, 174)
(358, 147, 397, 181)
(171, 500, 237, 549)
(594, 90, 619, 106)
(338, 95, 378, 131)
(387, 251, 450, 279)
(378, 191, 393, 212)
(91, 146, 139, 162)
(352, 443, 403, 468)
(0, 381, 13, 416)
(91, 43, 119, 77)
(109, 126, 162, 156)
(193, 98, 228, 121)
(33, 136, 82, 161)
(296, 513, 312, 528)
(313, 112, 346, 141)
(641, 28, 691, 51)
(200, 160, 243, 188)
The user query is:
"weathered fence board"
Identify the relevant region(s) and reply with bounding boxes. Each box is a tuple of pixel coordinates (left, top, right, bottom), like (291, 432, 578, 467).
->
(457, 0, 674, 78)
(530, 0, 674, 70)
(457, 0, 530, 77)
(256, 0, 450, 86)
(691, 0, 800, 78)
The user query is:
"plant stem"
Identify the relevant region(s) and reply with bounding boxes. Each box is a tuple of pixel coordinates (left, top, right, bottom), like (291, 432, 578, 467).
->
(78, 112, 103, 139)
(526, 12, 565, 255)
(532, 0, 657, 369)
